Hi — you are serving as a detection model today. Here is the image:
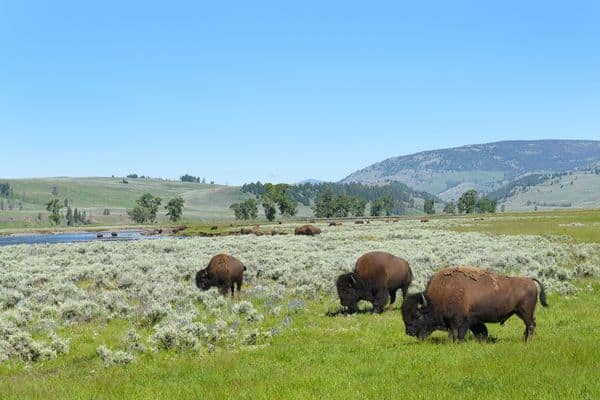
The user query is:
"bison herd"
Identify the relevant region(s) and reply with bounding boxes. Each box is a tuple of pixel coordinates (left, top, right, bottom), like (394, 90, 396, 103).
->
(195, 226, 549, 343)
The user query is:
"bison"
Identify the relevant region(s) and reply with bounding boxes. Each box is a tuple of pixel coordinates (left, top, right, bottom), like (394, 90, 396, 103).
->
(401, 266, 548, 342)
(294, 224, 321, 236)
(195, 254, 246, 296)
(336, 251, 413, 313)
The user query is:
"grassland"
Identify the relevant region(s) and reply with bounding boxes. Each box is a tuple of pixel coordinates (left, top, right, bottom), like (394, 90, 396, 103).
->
(449, 209, 600, 243)
(1, 212, 599, 399)
(500, 171, 600, 212)
(1, 284, 598, 400)
(0, 177, 314, 229)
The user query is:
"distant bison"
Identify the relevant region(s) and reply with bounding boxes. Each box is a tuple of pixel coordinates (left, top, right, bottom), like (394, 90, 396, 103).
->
(111, 232, 118, 237)
(195, 254, 246, 296)
(294, 224, 321, 236)
(96, 233, 103, 238)
(420, 218, 429, 223)
(401, 266, 548, 342)
(240, 228, 253, 235)
(336, 251, 413, 313)
(354, 220, 364, 225)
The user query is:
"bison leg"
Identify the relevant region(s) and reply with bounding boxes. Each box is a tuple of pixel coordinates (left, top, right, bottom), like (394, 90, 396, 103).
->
(516, 302, 537, 341)
(470, 323, 488, 342)
(389, 289, 397, 305)
(372, 289, 389, 313)
(516, 311, 536, 342)
(219, 284, 230, 296)
(448, 320, 469, 342)
(400, 284, 409, 300)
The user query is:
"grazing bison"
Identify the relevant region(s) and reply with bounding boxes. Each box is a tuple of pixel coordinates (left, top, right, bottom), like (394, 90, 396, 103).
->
(336, 251, 413, 313)
(294, 224, 321, 236)
(401, 266, 548, 342)
(195, 254, 246, 296)
(420, 218, 429, 223)
(354, 220, 364, 225)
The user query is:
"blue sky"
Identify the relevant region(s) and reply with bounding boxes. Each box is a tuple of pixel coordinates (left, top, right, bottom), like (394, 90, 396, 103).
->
(1, 1, 599, 184)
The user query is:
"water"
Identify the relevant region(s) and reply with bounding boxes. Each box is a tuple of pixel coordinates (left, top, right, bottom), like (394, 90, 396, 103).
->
(0, 230, 163, 247)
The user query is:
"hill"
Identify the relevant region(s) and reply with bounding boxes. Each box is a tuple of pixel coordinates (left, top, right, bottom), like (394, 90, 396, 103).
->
(489, 165, 600, 211)
(340, 140, 600, 201)
(0, 177, 316, 228)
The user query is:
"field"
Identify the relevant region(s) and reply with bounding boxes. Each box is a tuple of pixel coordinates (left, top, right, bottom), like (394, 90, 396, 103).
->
(500, 171, 600, 211)
(0, 177, 316, 229)
(1, 212, 599, 399)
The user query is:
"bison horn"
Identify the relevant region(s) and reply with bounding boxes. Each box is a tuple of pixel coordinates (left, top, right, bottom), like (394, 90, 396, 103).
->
(420, 293, 428, 307)
(350, 274, 357, 286)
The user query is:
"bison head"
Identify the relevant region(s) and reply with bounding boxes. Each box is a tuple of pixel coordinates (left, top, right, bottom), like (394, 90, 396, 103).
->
(195, 269, 212, 290)
(401, 292, 438, 339)
(336, 272, 371, 313)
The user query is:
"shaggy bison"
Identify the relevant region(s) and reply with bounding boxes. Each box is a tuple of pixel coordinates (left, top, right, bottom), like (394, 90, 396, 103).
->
(336, 251, 413, 313)
(195, 254, 246, 296)
(401, 266, 548, 342)
(294, 224, 321, 236)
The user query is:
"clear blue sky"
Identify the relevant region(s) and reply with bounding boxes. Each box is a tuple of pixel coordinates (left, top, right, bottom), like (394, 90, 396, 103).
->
(1, 1, 599, 184)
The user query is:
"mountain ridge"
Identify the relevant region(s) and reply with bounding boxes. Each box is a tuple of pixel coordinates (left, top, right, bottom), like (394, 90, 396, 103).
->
(340, 139, 600, 200)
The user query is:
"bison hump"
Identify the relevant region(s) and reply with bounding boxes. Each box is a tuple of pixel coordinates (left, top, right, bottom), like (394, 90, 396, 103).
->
(210, 254, 231, 274)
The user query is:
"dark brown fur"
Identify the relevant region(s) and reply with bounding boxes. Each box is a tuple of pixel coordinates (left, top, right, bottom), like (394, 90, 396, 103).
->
(336, 251, 413, 313)
(294, 224, 321, 235)
(195, 254, 246, 296)
(401, 266, 548, 342)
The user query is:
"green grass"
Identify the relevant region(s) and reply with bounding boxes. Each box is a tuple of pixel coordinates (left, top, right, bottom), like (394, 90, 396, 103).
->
(0, 177, 316, 229)
(1, 282, 599, 399)
(501, 170, 600, 211)
(449, 209, 600, 243)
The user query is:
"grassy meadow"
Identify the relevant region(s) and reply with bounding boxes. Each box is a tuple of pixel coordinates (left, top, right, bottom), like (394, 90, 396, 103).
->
(0, 177, 314, 230)
(1, 212, 599, 399)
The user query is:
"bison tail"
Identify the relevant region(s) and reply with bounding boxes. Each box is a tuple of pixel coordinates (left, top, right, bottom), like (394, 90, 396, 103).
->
(243, 265, 247, 271)
(532, 278, 548, 307)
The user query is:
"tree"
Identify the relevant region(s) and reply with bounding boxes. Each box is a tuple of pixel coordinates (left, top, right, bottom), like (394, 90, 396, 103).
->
(313, 189, 334, 218)
(261, 198, 277, 221)
(127, 193, 162, 223)
(457, 190, 478, 214)
(165, 196, 185, 222)
(424, 199, 435, 214)
(66, 207, 74, 226)
(0, 183, 11, 197)
(259, 183, 297, 219)
(230, 198, 258, 220)
(477, 196, 497, 213)
(46, 199, 62, 225)
(443, 202, 456, 214)
(349, 197, 367, 217)
(371, 195, 394, 217)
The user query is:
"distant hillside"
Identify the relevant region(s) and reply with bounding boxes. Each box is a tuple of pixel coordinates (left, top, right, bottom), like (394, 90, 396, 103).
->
(492, 165, 600, 211)
(340, 140, 600, 201)
(0, 177, 312, 229)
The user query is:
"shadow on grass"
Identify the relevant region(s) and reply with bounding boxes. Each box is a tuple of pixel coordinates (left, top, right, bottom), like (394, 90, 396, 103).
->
(325, 307, 375, 317)
(408, 335, 499, 345)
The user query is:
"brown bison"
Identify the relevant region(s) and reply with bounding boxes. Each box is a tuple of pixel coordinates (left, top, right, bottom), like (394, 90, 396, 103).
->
(354, 220, 364, 225)
(195, 254, 246, 296)
(401, 266, 548, 342)
(336, 251, 413, 313)
(294, 224, 321, 236)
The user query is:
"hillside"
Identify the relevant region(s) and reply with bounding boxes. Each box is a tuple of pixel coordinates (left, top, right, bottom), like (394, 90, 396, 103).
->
(493, 167, 600, 211)
(0, 177, 313, 228)
(340, 140, 600, 201)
